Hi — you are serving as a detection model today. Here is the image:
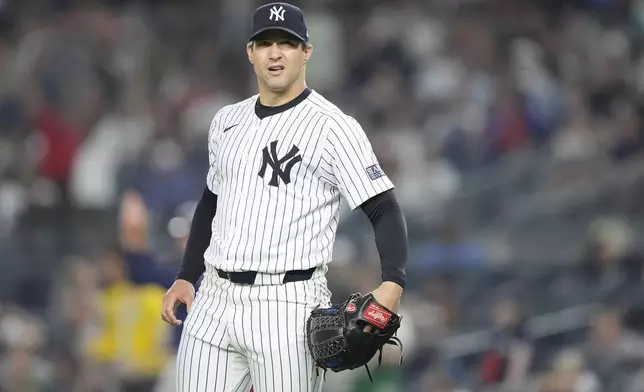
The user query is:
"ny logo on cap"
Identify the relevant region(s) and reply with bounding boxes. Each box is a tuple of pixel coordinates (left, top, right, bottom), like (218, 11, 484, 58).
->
(269, 5, 286, 22)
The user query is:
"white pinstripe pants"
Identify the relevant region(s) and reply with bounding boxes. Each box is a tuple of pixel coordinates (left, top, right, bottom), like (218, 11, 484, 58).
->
(176, 267, 331, 392)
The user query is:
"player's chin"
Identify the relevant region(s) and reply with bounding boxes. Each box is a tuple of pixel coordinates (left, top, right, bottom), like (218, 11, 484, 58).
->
(266, 83, 290, 93)
(264, 76, 291, 91)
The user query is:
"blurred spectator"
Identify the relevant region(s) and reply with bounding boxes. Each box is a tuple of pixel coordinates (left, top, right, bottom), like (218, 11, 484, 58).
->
(86, 245, 170, 392)
(69, 108, 154, 210)
(480, 296, 533, 390)
(484, 81, 532, 160)
(537, 349, 601, 392)
(48, 256, 101, 391)
(578, 217, 643, 302)
(1, 1, 644, 391)
(116, 190, 193, 392)
(0, 308, 52, 392)
(550, 92, 600, 166)
(512, 38, 563, 143)
(583, 306, 644, 390)
(127, 137, 202, 221)
(609, 100, 644, 162)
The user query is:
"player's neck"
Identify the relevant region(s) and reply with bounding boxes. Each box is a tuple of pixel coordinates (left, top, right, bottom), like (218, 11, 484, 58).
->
(259, 80, 308, 107)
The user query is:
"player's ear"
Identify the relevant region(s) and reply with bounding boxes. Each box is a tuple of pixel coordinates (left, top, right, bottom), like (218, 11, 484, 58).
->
(246, 42, 254, 64)
(303, 43, 312, 64)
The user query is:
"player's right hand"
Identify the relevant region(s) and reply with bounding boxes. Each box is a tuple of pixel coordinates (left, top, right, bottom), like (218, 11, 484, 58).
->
(161, 279, 195, 326)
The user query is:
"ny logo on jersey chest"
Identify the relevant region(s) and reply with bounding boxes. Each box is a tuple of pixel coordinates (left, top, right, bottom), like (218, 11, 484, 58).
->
(258, 140, 302, 187)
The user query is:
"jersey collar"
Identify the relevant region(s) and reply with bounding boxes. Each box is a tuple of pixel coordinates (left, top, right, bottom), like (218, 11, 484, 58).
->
(255, 88, 312, 119)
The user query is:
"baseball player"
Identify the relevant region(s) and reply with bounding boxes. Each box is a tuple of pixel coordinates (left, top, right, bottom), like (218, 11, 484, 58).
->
(160, 3, 409, 392)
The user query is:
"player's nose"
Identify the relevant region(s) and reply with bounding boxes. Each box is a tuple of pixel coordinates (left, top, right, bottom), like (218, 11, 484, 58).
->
(268, 43, 282, 59)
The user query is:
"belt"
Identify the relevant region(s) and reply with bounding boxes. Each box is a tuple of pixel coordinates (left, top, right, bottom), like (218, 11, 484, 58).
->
(216, 267, 317, 285)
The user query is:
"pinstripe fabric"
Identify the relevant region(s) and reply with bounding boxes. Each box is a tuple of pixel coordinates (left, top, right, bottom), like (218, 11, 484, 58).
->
(176, 332, 251, 392)
(180, 88, 391, 391)
(179, 268, 330, 392)
(204, 90, 393, 276)
(235, 275, 330, 392)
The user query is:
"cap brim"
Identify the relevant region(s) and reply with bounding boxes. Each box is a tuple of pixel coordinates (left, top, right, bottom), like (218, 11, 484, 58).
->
(248, 27, 307, 43)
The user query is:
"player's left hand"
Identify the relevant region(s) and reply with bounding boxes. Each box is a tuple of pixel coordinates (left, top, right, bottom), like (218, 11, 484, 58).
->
(364, 281, 403, 333)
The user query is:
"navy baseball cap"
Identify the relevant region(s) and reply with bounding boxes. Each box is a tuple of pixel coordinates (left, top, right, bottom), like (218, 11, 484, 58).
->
(248, 2, 309, 43)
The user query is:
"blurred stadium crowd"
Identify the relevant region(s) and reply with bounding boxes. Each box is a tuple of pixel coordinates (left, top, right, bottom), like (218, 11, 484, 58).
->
(1, 0, 644, 391)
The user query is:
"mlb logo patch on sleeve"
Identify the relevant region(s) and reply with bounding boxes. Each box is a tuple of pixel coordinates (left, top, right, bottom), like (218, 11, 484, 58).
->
(365, 164, 384, 180)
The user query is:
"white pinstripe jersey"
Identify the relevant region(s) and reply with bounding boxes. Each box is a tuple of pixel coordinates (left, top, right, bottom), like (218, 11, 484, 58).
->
(204, 89, 394, 274)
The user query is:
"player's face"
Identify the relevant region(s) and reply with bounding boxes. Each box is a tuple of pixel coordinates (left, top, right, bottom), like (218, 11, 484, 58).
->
(247, 31, 312, 93)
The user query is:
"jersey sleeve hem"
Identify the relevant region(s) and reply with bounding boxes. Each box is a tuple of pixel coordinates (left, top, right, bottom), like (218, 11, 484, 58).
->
(347, 181, 395, 211)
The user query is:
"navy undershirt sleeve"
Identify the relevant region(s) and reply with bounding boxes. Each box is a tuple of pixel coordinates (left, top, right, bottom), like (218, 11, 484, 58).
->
(175, 187, 218, 284)
(359, 189, 408, 288)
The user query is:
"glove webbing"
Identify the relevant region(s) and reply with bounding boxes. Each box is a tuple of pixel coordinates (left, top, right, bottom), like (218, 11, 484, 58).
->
(315, 367, 328, 383)
(364, 335, 404, 383)
(313, 336, 404, 383)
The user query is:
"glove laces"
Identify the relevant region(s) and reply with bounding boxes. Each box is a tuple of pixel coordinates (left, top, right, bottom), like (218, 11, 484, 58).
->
(364, 335, 404, 383)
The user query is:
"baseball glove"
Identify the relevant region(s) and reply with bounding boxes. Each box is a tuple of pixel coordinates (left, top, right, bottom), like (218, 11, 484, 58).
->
(306, 292, 403, 381)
